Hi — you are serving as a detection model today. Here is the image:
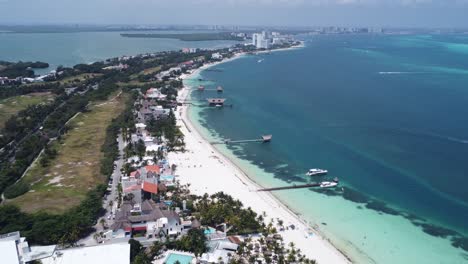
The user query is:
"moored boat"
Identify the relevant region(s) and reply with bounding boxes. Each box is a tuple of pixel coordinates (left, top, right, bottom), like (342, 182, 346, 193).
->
(306, 168, 328, 176)
(319, 181, 338, 188)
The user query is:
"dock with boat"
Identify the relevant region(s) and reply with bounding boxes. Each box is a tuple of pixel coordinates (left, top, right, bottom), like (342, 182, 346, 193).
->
(196, 86, 224, 93)
(257, 178, 339, 192)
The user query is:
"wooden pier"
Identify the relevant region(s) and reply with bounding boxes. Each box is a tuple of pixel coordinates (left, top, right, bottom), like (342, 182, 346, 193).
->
(258, 178, 339, 192)
(195, 86, 224, 92)
(211, 135, 272, 145)
(257, 183, 320, 192)
(204, 69, 223, 72)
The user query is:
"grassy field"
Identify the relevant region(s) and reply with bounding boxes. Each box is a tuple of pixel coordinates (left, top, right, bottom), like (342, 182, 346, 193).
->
(0, 92, 55, 128)
(10, 91, 128, 214)
(117, 80, 159, 87)
(140, 66, 161, 75)
(128, 66, 162, 80)
(58, 73, 102, 85)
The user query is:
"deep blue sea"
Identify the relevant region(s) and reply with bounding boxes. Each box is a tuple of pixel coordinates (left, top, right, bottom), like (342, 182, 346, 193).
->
(187, 34, 468, 263)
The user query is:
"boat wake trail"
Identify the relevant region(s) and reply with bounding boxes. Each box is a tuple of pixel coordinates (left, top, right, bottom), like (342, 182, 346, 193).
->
(392, 127, 468, 145)
(378, 71, 429, 75)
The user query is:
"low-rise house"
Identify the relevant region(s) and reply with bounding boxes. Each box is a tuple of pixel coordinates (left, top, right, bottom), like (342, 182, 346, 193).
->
(138, 103, 171, 121)
(159, 174, 175, 187)
(200, 240, 238, 263)
(135, 123, 147, 132)
(112, 200, 183, 239)
(103, 63, 129, 71)
(145, 88, 167, 100)
(211, 52, 223, 60)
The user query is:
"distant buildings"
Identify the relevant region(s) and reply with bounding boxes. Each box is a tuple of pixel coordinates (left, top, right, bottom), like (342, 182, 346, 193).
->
(103, 63, 129, 71)
(251, 30, 289, 49)
(252, 32, 270, 49)
(211, 52, 223, 60)
(182, 48, 198, 54)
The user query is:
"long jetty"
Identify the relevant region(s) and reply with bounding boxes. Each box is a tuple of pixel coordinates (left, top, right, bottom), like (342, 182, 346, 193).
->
(212, 139, 264, 144)
(211, 135, 272, 145)
(257, 183, 320, 192)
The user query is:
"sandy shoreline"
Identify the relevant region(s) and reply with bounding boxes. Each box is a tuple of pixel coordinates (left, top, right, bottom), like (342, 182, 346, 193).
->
(170, 47, 351, 263)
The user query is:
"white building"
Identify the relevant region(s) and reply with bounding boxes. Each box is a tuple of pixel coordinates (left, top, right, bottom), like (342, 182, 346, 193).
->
(211, 52, 223, 60)
(0, 231, 56, 264)
(252, 33, 259, 46)
(200, 241, 238, 264)
(41, 243, 130, 264)
(252, 32, 271, 49)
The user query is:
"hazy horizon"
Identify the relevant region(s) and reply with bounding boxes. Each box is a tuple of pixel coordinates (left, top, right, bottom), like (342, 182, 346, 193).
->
(1, 0, 468, 28)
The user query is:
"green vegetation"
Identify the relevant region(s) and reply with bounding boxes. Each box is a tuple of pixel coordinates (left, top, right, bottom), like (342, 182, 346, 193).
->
(0, 61, 49, 78)
(121, 32, 244, 41)
(9, 91, 129, 213)
(194, 192, 262, 235)
(146, 110, 184, 151)
(128, 230, 206, 264)
(0, 185, 106, 246)
(57, 73, 103, 85)
(165, 229, 207, 256)
(0, 92, 55, 128)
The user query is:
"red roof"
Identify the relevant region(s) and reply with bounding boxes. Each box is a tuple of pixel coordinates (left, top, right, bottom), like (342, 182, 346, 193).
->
(123, 185, 141, 193)
(145, 165, 160, 174)
(142, 181, 158, 194)
(132, 226, 146, 231)
(130, 170, 141, 178)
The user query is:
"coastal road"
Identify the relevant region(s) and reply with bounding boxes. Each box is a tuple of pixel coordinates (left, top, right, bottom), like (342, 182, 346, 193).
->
(78, 132, 126, 246)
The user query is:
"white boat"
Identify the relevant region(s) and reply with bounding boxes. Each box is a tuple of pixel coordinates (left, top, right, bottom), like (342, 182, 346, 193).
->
(306, 168, 328, 176)
(258, 59, 264, 63)
(320, 181, 338, 188)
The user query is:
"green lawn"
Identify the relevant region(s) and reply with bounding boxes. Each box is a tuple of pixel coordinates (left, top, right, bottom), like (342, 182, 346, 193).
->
(117, 80, 159, 87)
(58, 73, 103, 85)
(0, 92, 55, 128)
(10, 91, 128, 214)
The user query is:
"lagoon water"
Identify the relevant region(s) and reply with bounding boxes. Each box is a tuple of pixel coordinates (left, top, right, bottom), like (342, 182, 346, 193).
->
(0, 31, 238, 74)
(186, 35, 468, 263)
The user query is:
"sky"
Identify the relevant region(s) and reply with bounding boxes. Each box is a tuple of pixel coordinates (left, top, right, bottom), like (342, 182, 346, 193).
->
(1, 0, 468, 28)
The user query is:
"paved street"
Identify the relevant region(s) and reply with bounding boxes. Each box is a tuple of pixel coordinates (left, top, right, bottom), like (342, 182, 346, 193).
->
(78, 133, 126, 246)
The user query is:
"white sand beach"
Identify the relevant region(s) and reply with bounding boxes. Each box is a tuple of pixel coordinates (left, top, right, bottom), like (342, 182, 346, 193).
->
(168, 53, 350, 263)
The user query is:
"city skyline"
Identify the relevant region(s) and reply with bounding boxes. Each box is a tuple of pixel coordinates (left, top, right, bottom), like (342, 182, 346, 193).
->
(1, 0, 468, 28)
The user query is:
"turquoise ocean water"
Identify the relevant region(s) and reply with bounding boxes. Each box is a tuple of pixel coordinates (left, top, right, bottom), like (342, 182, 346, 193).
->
(185, 34, 468, 263)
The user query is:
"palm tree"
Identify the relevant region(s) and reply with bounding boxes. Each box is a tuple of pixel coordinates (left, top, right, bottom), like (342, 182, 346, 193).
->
(99, 218, 106, 229)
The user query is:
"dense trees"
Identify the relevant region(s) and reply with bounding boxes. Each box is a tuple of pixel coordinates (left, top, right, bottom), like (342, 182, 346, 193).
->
(0, 61, 49, 78)
(165, 229, 207, 256)
(146, 110, 184, 150)
(195, 192, 262, 235)
(0, 82, 62, 99)
(0, 184, 106, 245)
